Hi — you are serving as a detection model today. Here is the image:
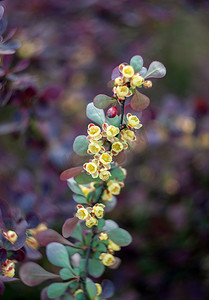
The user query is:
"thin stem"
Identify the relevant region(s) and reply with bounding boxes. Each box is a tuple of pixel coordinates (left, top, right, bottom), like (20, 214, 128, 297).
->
(120, 100, 125, 127)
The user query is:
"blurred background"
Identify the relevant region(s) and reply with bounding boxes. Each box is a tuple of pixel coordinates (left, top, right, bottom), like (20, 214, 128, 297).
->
(1, 0, 209, 299)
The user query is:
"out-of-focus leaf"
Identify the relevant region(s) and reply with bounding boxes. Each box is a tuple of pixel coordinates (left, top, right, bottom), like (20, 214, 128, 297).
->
(0, 280, 4, 298)
(105, 195, 117, 212)
(46, 242, 70, 268)
(12, 59, 30, 73)
(24, 244, 42, 260)
(86, 102, 105, 126)
(41, 287, 51, 300)
(130, 90, 150, 111)
(0, 19, 7, 36)
(7, 234, 27, 251)
(25, 212, 40, 229)
(106, 115, 121, 127)
(73, 135, 89, 156)
(73, 194, 88, 204)
(60, 268, 75, 280)
(107, 228, 132, 246)
(86, 278, 97, 300)
(67, 178, 84, 196)
(0, 6, 4, 20)
(108, 257, 121, 269)
(75, 172, 101, 184)
(0, 249, 7, 264)
(102, 220, 119, 232)
(62, 217, 79, 238)
(130, 55, 143, 73)
(9, 249, 26, 262)
(36, 229, 75, 247)
(111, 66, 121, 80)
(101, 280, 115, 298)
(145, 61, 166, 79)
(88, 258, 105, 278)
(60, 166, 83, 181)
(113, 151, 126, 164)
(109, 168, 126, 181)
(41, 86, 62, 101)
(19, 262, 59, 287)
(47, 282, 70, 299)
(0, 276, 19, 282)
(93, 94, 116, 109)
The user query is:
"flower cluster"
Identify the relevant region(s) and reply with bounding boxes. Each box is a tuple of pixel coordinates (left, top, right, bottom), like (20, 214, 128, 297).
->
(76, 203, 105, 228)
(99, 234, 121, 267)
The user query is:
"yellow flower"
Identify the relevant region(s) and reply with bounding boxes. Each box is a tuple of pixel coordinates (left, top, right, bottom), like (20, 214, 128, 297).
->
(99, 153, 112, 166)
(121, 129, 136, 141)
(114, 85, 131, 100)
(130, 73, 144, 88)
(26, 236, 39, 250)
(102, 190, 113, 201)
(99, 169, 111, 181)
(28, 223, 48, 237)
(107, 181, 121, 195)
(127, 113, 142, 129)
(87, 142, 102, 155)
(74, 289, 84, 296)
(1, 259, 15, 278)
(108, 239, 121, 251)
(95, 283, 102, 296)
(111, 141, 123, 155)
(114, 76, 124, 86)
(84, 162, 98, 178)
(106, 125, 119, 139)
(99, 253, 115, 266)
(99, 232, 108, 241)
(80, 185, 95, 197)
(143, 80, 152, 88)
(122, 65, 135, 78)
(93, 203, 105, 219)
(76, 207, 89, 220)
(85, 216, 98, 228)
(87, 124, 101, 140)
(3, 231, 18, 244)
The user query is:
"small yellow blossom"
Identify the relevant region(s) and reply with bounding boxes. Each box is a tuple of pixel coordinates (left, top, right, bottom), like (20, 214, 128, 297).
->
(114, 85, 131, 99)
(93, 203, 105, 219)
(130, 73, 144, 88)
(108, 239, 121, 251)
(87, 142, 102, 155)
(122, 65, 135, 78)
(99, 153, 112, 166)
(121, 129, 136, 141)
(106, 125, 119, 139)
(80, 185, 95, 197)
(99, 253, 115, 266)
(87, 124, 102, 140)
(3, 231, 18, 244)
(1, 259, 15, 278)
(99, 232, 108, 241)
(84, 161, 98, 178)
(74, 289, 84, 296)
(95, 283, 102, 296)
(102, 190, 113, 201)
(85, 216, 98, 228)
(28, 223, 48, 237)
(114, 76, 124, 86)
(143, 80, 152, 88)
(107, 181, 121, 195)
(76, 207, 89, 220)
(127, 113, 142, 129)
(111, 141, 123, 155)
(99, 169, 111, 181)
(26, 236, 39, 250)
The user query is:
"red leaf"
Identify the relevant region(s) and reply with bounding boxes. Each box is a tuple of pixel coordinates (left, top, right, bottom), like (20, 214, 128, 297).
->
(62, 217, 79, 238)
(19, 262, 59, 287)
(36, 229, 75, 247)
(130, 90, 150, 111)
(60, 166, 83, 181)
(108, 257, 121, 269)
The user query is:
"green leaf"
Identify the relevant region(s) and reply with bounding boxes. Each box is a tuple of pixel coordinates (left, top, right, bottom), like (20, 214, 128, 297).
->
(109, 168, 126, 181)
(75, 172, 101, 184)
(47, 282, 70, 299)
(46, 243, 71, 268)
(75, 293, 85, 300)
(106, 115, 121, 127)
(67, 178, 84, 196)
(71, 223, 83, 241)
(93, 94, 116, 109)
(96, 243, 107, 252)
(144, 61, 166, 79)
(86, 278, 98, 299)
(79, 259, 86, 274)
(97, 219, 105, 231)
(73, 135, 89, 156)
(130, 55, 143, 73)
(86, 102, 105, 126)
(73, 194, 88, 204)
(102, 220, 119, 232)
(130, 90, 150, 111)
(60, 268, 75, 280)
(107, 228, 132, 246)
(88, 259, 105, 278)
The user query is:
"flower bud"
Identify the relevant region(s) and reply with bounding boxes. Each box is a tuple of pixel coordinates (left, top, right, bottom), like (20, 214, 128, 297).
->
(143, 80, 152, 88)
(106, 106, 118, 118)
(99, 232, 108, 241)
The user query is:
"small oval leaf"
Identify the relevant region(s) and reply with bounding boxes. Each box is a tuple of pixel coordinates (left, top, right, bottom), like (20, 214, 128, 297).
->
(145, 61, 166, 79)
(130, 90, 150, 111)
(62, 217, 79, 238)
(107, 228, 132, 246)
(67, 178, 84, 196)
(47, 282, 70, 299)
(86, 102, 105, 126)
(60, 268, 75, 280)
(46, 243, 71, 268)
(88, 259, 105, 278)
(36, 229, 75, 247)
(86, 278, 97, 300)
(101, 280, 115, 299)
(19, 262, 59, 287)
(73, 194, 88, 204)
(73, 135, 89, 156)
(130, 55, 143, 73)
(93, 94, 116, 109)
(60, 166, 83, 181)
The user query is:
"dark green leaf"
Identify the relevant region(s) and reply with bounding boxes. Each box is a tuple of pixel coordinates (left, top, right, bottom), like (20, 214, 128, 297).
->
(86, 278, 97, 299)
(73, 135, 89, 156)
(93, 94, 116, 109)
(60, 268, 75, 280)
(47, 282, 70, 299)
(75, 172, 101, 184)
(73, 194, 88, 204)
(97, 219, 105, 231)
(46, 243, 71, 268)
(107, 228, 132, 246)
(67, 178, 84, 196)
(71, 223, 83, 242)
(88, 259, 105, 278)
(109, 168, 126, 181)
(106, 115, 121, 127)
(102, 220, 119, 232)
